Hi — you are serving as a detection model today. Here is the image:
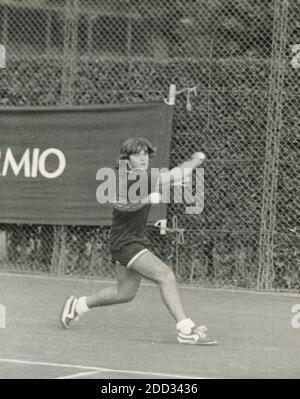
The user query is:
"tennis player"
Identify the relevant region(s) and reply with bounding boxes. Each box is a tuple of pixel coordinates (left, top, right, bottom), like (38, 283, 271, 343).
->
(61, 137, 218, 345)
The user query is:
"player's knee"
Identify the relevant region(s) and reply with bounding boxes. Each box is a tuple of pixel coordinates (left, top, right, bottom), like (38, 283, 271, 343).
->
(159, 268, 176, 286)
(121, 293, 136, 303)
(118, 288, 137, 303)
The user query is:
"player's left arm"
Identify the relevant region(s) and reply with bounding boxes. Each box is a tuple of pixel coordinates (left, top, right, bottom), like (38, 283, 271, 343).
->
(158, 152, 206, 187)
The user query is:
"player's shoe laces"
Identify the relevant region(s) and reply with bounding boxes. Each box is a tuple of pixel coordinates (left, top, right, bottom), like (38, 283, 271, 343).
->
(61, 295, 79, 329)
(177, 325, 218, 345)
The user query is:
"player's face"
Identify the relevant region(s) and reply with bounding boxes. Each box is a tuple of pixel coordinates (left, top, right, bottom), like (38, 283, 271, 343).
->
(129, 149, 149, 170)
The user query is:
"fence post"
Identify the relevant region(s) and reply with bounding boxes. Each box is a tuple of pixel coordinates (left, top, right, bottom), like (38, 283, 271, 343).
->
(258, 0, 289, 289)
(61, 0, 79, 106)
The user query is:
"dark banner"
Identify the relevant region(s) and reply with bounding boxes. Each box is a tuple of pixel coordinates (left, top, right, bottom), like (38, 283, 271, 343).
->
(0, 102, 173, 225)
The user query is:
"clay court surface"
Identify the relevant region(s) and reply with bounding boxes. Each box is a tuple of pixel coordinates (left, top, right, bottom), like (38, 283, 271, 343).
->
(1, 272, 299, 379)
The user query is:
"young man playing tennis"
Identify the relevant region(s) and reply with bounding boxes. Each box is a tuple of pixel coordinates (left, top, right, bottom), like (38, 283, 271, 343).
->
(61, 137, 218, 345)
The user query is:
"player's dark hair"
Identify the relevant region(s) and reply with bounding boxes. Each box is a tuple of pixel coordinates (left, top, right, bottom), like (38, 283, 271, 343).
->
(116, 137, 156, 169)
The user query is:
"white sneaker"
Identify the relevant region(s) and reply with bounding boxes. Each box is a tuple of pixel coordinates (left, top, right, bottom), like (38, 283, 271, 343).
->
(177, 325, 218, 345)
(60, 295, 79, 329)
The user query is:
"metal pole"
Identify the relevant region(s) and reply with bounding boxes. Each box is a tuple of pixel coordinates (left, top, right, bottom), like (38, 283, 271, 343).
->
(168, 84, 176, 105)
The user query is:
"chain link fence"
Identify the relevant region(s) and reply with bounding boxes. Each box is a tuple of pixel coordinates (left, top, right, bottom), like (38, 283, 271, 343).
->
(0, 0, 299, 290)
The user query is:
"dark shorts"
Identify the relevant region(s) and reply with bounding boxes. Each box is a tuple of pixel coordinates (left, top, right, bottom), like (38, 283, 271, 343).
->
(111, 242, 148, 268)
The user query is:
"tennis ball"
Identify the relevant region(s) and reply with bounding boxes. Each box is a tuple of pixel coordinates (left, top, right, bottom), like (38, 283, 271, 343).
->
(148, 192, 162, 204)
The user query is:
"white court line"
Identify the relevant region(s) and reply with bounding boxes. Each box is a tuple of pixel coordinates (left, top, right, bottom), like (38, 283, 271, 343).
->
(57, 369, 206, 380)
(0, 358, 208, 379)
(1, 271, 300, 298)
(0, 358, 99, 371)
(57, 370, 105, 379)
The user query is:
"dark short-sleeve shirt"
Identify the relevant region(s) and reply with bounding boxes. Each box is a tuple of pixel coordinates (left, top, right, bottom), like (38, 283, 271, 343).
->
(109, 168, 159, 251)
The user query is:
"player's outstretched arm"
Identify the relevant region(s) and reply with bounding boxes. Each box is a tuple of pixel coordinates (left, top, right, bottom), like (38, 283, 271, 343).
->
(159, 152, 206, 186)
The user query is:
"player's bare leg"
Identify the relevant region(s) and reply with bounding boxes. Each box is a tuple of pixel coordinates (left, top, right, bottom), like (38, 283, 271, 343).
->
(86, 264, 141, 307)
(129, 250, 218, 345)
(129, 250, 187, 322)
(61, 264, 141, 328)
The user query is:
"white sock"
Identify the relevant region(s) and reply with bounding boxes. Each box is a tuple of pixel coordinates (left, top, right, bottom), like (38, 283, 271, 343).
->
(176, 318, 195, 335)
(75, 296, 90, 317)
